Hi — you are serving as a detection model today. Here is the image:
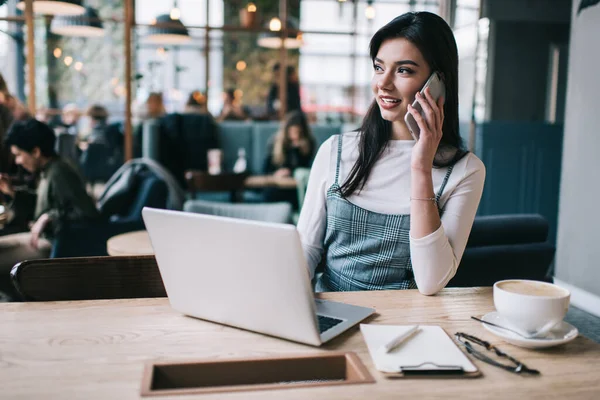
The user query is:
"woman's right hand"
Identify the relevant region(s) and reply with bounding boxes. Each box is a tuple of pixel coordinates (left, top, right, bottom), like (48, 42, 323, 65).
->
(274, 168, 291, 178)
(0, 174, 15, 197)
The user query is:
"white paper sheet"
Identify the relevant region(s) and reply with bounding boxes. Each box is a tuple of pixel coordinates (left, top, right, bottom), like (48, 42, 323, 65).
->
(360, 324, 477, 373)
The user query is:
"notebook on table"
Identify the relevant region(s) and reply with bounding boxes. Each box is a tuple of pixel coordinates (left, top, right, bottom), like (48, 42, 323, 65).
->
(360, 325, 480, 378)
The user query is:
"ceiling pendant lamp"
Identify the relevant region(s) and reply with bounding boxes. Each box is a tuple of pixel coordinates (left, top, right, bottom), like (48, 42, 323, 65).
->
(146, 13, 191, 45)
(51, 6, 104, 37)
(16, 0, 85, 16)
(257, 17, 302, 49)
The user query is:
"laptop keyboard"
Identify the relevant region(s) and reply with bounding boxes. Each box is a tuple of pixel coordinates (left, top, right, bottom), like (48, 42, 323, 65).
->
(317, 315, 344, 333)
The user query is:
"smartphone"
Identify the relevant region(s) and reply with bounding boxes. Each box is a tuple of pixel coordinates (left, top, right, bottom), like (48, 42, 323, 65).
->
(404, 72, 446, 141)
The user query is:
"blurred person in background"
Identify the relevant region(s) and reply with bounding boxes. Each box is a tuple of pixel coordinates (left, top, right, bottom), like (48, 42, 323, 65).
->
(0, 75, 35, 234)
(266, 64, 302, 119)
(217, 88, 249, 121)
(56, 103, 81, 136)
(86, 105, 110, 144)
(145, 92, 166, 119)
(263, 111, 315, 209)
(133, 92, 166, 158)
(0, 91, 30, 123)
(0, 101, 15, 175)
(184, 90, 211, 116)
(0, 119, 99, 299)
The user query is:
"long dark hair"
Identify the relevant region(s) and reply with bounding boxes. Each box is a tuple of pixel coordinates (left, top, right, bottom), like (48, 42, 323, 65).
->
(272, 110, 315, 166)
(340, 12, 467, 197)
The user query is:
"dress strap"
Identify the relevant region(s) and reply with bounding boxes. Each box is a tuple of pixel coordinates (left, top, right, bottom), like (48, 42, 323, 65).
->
(334, 134, 344, 185)
(435, 164, 454, 203)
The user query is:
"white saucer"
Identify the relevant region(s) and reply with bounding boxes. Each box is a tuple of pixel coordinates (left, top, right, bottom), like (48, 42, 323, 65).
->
(480, 311, 579, 349)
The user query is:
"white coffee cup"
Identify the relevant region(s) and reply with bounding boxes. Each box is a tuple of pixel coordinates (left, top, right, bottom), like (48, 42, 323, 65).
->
(493, 279, 570, 337)
(207, 149, 223, 175)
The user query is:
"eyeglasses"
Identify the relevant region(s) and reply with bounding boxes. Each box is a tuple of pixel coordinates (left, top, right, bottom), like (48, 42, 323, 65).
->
(455, 332, 540, 375)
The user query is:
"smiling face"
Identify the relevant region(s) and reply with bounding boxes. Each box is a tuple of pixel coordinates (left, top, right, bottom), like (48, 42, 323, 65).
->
(371, 37, 431, 139)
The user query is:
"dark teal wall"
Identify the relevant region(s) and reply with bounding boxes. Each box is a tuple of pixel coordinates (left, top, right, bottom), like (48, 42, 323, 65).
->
(475, 122, 563, 244)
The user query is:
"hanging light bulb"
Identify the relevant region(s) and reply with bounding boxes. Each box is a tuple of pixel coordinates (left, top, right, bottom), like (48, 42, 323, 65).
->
(64, 56, 73, 66)
(74, 61, 83, 71)
(247, 2, 257, 12)
(170, 8, 181, 20)
(258, 17, 303, 49)
(365, 4, 376, 20)
(53, 47, 62, 58)
(269, 17, 282, 32)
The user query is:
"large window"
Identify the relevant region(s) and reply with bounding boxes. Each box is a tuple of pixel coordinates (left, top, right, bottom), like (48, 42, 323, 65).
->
(0, 0, 482, 145)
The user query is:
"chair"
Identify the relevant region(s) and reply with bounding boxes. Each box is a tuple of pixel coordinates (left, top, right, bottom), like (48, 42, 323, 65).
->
(185, 170, 248, 202)
(155, 113, 221, 186)
(80, 142, 118, 185)
(183, 199, 292, 224)
(448, 214, 555, 287)
(51, 174, 168, 258)
(10, 255, 165, 301)
(218, 121, 253, 172)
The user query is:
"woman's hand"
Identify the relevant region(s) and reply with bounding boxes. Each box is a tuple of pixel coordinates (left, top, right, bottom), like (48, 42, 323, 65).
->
(408, 87, 445, 172)
(0, 174, 15, 197)
(273, 168, 291, 178)
(30, 213, 50, 249)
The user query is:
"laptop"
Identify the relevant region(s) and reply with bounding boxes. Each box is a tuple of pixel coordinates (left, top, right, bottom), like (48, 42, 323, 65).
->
(142, 207, 375, 346)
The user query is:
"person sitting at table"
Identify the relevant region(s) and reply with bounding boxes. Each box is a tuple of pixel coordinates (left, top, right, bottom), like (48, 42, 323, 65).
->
(0, 119, 100, 298)
(85, 104, 110, 144)
(184, 90, 211, 116)
(297, 12, 485, 294)
(217, 88, 249, 122)
(55, 103, 80, 136)
(0, 91, 37, 237)
(263, 111, 315, 210)
(133, 92, 166, 158)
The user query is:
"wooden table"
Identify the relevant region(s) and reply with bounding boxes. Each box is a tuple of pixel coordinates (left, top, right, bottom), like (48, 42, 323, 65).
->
(1, 288, 599, 399)
(244, 175, 297, 189)
(106, 230, 153, 256)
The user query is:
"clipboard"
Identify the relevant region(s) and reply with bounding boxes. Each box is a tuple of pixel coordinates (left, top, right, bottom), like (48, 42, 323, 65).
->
(360, 324, 481, 378)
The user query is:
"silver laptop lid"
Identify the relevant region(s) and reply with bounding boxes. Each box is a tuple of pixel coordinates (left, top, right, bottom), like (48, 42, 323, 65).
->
(142, 207, 322, 346)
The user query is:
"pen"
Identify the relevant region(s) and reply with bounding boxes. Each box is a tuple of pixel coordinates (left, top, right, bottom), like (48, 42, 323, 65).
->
(382, 325, 420, 353)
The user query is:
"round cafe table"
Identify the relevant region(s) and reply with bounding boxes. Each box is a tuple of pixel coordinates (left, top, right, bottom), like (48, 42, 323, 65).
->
(106, 230, 154, 256)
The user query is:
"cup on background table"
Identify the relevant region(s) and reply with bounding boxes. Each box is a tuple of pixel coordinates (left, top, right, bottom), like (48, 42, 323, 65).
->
(207, 149, 223, 175)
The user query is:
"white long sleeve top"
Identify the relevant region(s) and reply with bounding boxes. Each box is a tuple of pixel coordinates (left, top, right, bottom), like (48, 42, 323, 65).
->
(297, 132, 486, 295)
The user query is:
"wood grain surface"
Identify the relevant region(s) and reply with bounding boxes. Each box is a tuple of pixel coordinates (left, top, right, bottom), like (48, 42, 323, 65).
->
(1, 288, 599, 399)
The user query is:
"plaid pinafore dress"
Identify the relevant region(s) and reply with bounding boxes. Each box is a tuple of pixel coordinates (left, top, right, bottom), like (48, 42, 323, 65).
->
(315, 134, 453, 292)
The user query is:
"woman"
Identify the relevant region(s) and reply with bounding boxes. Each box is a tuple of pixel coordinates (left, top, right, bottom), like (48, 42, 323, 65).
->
(217, 89, 249, 121)
(184, 90, 211, 115)
(263, 110, 316, 209)
(297, 12, 485, 295)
